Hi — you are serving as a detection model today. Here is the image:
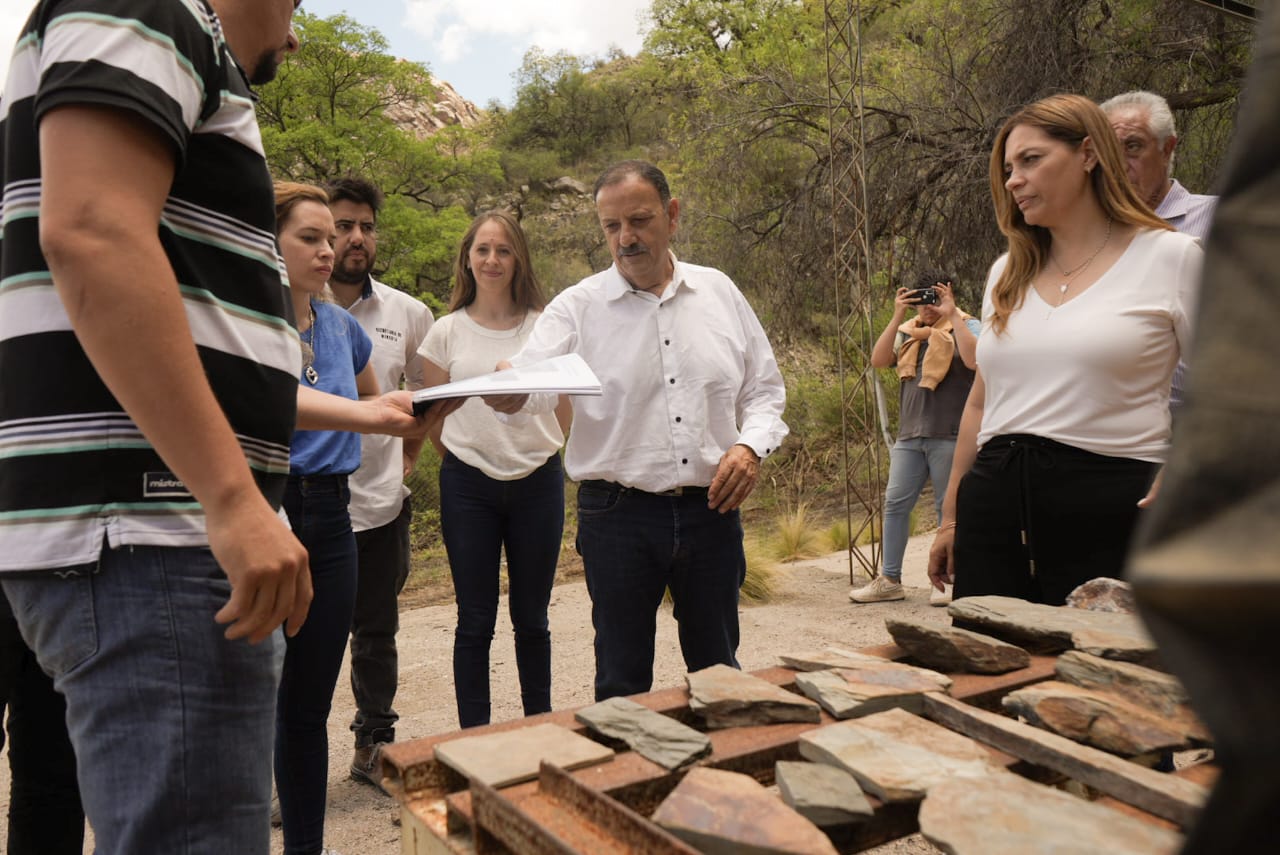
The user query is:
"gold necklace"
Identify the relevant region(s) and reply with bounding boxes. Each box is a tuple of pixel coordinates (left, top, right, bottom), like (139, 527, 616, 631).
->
(301, 304, 319, 385)
(1045, 218, 1112, 319)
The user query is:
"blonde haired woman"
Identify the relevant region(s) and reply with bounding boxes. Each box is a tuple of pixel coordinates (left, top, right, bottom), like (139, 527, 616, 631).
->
(928, 94, 1202, 604)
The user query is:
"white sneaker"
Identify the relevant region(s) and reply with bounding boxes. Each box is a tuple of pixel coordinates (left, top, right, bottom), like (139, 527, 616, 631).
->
(850, 576, 905, 603)
(929, 583, 953, 607)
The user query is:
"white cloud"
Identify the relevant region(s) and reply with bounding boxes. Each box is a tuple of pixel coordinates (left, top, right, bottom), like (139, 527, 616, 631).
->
(403, 0, 651, 63)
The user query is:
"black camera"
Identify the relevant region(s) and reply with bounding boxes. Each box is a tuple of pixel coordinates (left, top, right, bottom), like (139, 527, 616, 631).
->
(907, 287, 939, 305)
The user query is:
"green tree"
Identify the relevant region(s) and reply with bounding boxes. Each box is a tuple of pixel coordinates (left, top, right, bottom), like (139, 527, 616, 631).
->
(256, 12, 502, 301)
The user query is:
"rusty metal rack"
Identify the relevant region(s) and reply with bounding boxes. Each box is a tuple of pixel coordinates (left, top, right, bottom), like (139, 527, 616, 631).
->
(383, 645, 1213, 854)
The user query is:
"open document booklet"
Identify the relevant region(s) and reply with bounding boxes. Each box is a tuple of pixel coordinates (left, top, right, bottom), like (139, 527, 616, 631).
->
(411, 353, 603, 415)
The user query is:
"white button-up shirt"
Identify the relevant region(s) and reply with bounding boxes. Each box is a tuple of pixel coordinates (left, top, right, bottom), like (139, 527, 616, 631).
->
(509, 256, 788, 492)
(344, 277, 434, 530)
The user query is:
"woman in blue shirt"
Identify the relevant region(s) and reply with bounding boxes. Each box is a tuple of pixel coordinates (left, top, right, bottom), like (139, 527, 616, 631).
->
(274, 182, 377, 855)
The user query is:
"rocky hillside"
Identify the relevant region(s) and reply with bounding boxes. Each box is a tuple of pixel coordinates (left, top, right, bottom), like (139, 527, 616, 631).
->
(384, 72, 484, 138)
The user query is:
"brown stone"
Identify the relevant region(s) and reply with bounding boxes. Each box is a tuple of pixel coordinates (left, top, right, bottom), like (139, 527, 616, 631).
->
(686, 664, 821, 729)
(1066, 577, 1137, 613)
(651, 767, 838, 855)
(1056, 651, 1207, 742)
(794, 661, 950, 719)
(948, 595, 1156, 660)
(920, 771, 1182, 854)
(432, 722, 613, 788)
(575, 697, 712, 771)
(886, 618, 1031, 674)
(774, 760, 874, 827)
(1003, 680, 1195, 756)
(798, 708, 997, 802)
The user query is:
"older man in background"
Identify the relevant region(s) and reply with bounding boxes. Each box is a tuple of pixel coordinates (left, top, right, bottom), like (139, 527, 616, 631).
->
(1102, 89, 1218, 408)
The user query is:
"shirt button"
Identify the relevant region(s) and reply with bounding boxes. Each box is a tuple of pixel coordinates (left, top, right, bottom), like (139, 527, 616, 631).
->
(665, 339, 670, 345)
(675, 416, 682, 423)
(682, 458, 688, 464)
(669, 378, 675, 384)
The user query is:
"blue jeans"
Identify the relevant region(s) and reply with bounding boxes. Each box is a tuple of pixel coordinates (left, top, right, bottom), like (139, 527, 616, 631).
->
(440, 453, 563, 728)
(882, 437, 956, 581)
(576, 481, 745, 701)
(1, 547, 281, 855)
(278, 475, 358, 855)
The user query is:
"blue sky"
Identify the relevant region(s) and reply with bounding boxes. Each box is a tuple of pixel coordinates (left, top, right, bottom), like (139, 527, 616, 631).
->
(0, 0, 654, 108)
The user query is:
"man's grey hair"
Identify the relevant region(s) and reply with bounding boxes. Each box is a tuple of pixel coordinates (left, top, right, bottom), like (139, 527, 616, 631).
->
(1100, 90, 1177, 144)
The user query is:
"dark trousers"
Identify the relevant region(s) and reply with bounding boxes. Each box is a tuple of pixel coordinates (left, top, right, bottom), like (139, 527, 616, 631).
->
(953, 434, 1157, 605)
(576, 481, 746, 701)
(277, 475, 358, 855)
(0, 596, 84, 855)
(440, 453, 564, 728)
(349, 497, 412, 747)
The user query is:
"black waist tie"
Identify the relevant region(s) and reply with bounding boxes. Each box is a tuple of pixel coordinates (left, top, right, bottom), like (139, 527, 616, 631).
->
(986, 434, 1063, 579)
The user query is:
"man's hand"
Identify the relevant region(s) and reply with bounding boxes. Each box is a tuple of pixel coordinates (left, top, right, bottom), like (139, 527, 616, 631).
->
(708, 444, 760, 512)
(208, 493, 312, 644)
(934, 281, 959, 318)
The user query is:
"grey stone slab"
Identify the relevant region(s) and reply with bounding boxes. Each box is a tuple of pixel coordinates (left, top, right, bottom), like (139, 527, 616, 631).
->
(797, 708, 997, 802)
(433, 722, 614, 788)
(920, 771, 1182, 854)
(651, 767, 839, 855)
(948, 595, 1157, 660)
(885, 618, 1031, 674)
(686, 664, 821, 729)
(793, 661, 951, 719)
(1065, 577, 1137, 613)
(781, 647, 955, 687)
(575, 696, 711, 771)
(774, 760, 873, 827)
(1003, 680, 1196, 756)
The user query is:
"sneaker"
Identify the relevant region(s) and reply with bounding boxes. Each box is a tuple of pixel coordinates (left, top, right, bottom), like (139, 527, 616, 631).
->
(929, 583, 953, 607)
(351, 742, 389, 793)
(849, 575, 905, 603)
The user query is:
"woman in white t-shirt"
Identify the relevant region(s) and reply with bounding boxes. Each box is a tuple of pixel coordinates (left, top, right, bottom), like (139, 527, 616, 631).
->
(927, 94, 1202, 605)
(419, 211, 570, 728)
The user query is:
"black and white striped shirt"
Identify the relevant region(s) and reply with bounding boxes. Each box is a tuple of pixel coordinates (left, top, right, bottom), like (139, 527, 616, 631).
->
(0, 0, 299, 571)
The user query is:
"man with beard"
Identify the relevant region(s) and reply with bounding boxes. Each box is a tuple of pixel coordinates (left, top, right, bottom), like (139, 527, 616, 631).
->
(323, 177, 434, 790)
(0, 2, 310, 851)
(488, 160, 788, 701)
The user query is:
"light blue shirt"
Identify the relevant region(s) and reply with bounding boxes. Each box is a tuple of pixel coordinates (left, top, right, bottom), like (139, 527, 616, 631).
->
(1157, 179, 1217, 408)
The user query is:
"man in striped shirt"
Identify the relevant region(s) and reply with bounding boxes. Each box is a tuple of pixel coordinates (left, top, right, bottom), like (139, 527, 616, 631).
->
(0, 2, 307, 852)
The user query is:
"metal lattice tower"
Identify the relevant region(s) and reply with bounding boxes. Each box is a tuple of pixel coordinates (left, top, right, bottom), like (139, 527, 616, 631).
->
(824, 0, 882, 583)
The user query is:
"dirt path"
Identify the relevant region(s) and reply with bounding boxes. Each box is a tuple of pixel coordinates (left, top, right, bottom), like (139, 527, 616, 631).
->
(1, 536, 949, 854)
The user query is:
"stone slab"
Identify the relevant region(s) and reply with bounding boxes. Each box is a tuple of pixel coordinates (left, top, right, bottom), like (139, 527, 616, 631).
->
(797, 708, 997, 802)
(781, 647, 954, 687)
(920, 771, 1182, 854)
(575, 696, 712, 771)
(432, 722, 613, 788)
(1065, 577, 1137, 613)
(885, 618, 1030, 674)
(795, 667, 945, 719)
(948, 595, 1156, 660)
(774, 760, 873, 827)
(1056, 651, 1207, 742)
(686, 664, 821, 729)
(1003, 680, 1195, 756)
(651, 767, 838, 855)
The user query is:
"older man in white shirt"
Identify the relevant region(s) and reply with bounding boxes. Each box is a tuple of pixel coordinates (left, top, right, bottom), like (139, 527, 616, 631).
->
(1102, 90, 1217, 408)
(491, 160, 788, 701)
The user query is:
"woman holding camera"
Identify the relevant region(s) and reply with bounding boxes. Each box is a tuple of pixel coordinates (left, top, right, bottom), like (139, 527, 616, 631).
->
(927, 94, 1202, 605)
(851, 273, 978, 606)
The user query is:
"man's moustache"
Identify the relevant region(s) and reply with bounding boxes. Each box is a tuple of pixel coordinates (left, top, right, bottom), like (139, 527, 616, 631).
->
(617, 244, 647, 257)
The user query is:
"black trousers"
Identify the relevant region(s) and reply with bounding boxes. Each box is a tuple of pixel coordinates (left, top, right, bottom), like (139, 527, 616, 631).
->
(953, 434, 1157, 605)
(1, 594, 84, 855)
